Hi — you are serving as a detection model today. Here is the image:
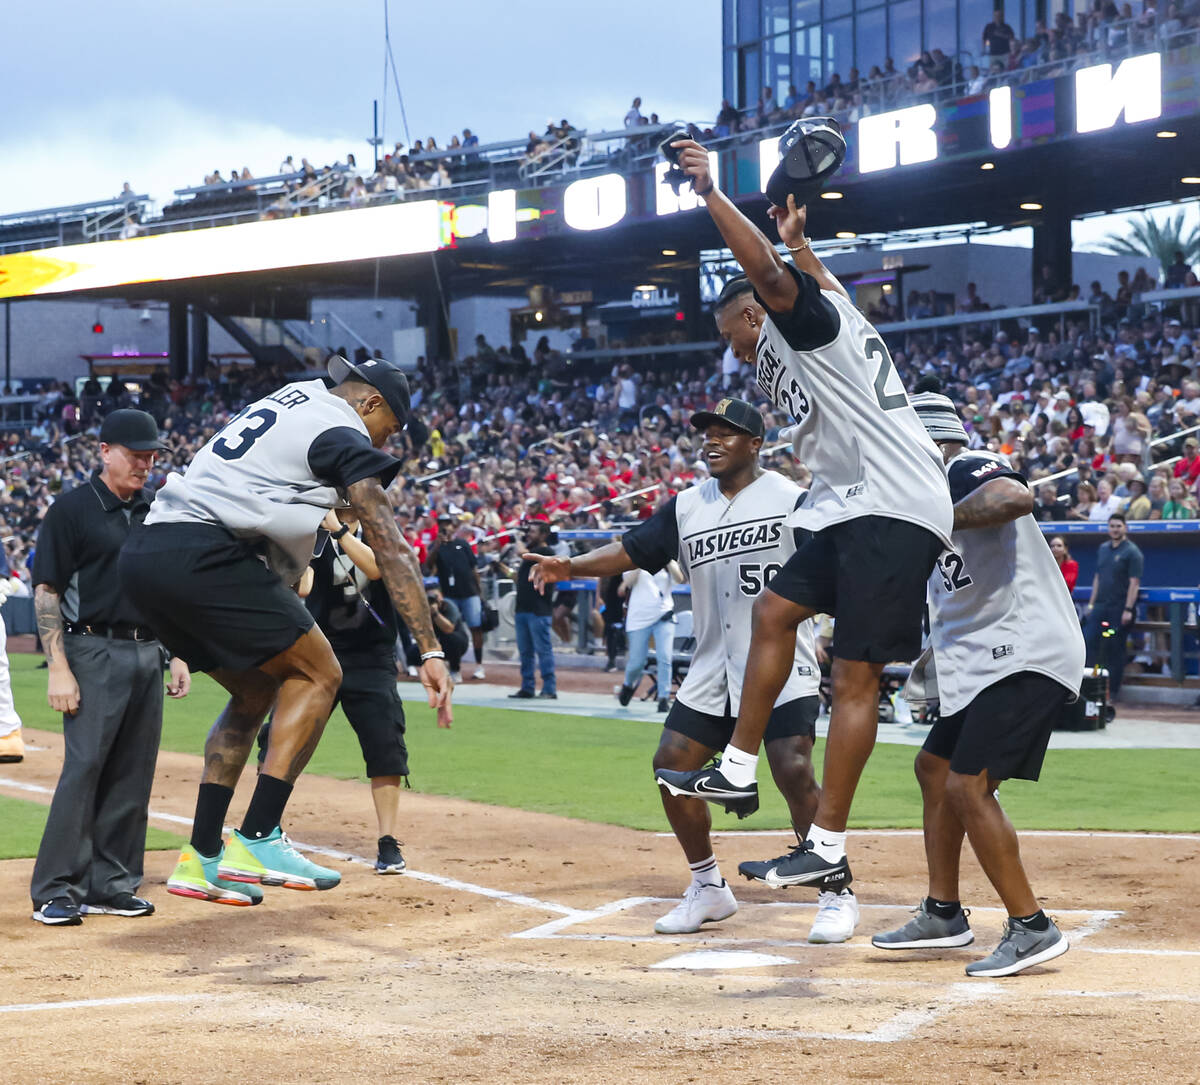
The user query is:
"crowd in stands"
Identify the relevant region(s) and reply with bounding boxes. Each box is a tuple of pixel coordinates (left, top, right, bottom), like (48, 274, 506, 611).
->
(0, 264, 1197, 607)
(729, 0, 1199, 134)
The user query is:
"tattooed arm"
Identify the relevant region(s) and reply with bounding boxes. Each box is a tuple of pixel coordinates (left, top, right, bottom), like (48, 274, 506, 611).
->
(35, 583, 80, 715)
(348, 476, 453, 723)
(953, 477, 1034, 530)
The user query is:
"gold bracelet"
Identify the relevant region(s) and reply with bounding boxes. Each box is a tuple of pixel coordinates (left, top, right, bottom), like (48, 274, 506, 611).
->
(787, 239, 812, 254)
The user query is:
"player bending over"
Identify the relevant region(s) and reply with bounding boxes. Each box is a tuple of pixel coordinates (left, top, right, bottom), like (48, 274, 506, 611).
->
(119, 356, 451, 906)
(870, 394, 1082, 976)
(527, 399, 857, 944)
(655, 136, 953, 895)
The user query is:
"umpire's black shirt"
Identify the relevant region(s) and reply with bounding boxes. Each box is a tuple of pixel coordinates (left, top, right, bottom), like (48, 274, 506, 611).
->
(33, 470, 153, 626)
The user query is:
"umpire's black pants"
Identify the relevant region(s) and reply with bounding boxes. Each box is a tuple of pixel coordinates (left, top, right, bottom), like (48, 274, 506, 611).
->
(31, 635, 164, 907)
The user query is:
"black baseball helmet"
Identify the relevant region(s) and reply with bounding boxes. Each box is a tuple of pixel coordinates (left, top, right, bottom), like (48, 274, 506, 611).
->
(765, 117, 846, 210)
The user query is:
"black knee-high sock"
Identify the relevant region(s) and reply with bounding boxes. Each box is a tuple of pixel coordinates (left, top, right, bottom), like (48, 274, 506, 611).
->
(191, 783, 235, 856)
(239, 774, 294, 840)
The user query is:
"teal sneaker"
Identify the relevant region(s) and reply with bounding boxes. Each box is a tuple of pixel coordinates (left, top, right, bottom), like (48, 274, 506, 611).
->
(167, 846, 263, 906)
(218, 827, 341, 891)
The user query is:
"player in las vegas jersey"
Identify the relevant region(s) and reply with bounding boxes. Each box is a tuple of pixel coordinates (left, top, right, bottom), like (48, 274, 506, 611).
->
(869, 392, 1082, 977)
(119, 356, 451, 907)
(526, 399, 857, 944)
(655, 137, 953, 896)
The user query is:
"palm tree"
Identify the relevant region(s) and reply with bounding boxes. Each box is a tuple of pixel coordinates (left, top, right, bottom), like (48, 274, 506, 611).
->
(1096, 210, 1200, 282)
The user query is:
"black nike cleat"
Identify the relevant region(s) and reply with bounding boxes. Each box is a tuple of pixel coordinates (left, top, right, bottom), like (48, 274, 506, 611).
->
(738, 834, 806, 882)
(762, 839, 852, 890)
(655, 766, 759, 819)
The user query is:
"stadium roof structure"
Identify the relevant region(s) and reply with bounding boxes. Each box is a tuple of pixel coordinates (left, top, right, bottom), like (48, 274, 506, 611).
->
(0, 40, 1196, 331)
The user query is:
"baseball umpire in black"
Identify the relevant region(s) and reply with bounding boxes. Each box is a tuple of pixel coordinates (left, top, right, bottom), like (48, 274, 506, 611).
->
(30, 409, 191, 926)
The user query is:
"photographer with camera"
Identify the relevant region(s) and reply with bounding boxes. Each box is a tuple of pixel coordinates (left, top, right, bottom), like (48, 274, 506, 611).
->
(416, 587, 471, 680)
(502, 521, 557, 699)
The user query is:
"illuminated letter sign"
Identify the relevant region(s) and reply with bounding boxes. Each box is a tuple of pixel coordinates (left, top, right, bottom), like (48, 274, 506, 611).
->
(487, 188, 517, 243)
(655, 153, 720, 215)
(988, 86, 1013, 149)
(1075, 52, 1162, 133)
(758, 136, 780, 193)
(857, 104, 938, 173)
(563, 174, 627, 231)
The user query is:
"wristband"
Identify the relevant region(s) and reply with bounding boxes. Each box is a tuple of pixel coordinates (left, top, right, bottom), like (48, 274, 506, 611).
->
(420, 650, 446, 661)
(693, 179, 714, 197)
(330, 524, 350, 540)
(788, 238, 812, 254)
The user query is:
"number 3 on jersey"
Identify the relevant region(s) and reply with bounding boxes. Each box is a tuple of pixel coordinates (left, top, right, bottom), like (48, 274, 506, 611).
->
(937, 552, 973, 592)
(738, 562, 783, 596)
(212, 407, 278, 460)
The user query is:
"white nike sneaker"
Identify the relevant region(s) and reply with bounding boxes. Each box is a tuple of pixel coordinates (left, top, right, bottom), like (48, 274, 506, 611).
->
(654, 880, 738, 934)
(473, 667, 486, 680)
(808, 889, 859, 944)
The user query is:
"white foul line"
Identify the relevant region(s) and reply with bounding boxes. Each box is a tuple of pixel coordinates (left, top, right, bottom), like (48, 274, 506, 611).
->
(669, 829, 1200, 842)
(0, 994, 218, 1015)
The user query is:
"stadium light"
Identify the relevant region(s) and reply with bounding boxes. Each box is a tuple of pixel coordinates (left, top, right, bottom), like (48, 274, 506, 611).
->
(1075, 52, 1162, 134)
(980, 162, 995, 170)
(1182, 177, 1200, 184)
(1156, 130, 1177, 138)
(661, 249, 677, 256)
(835, 231, 857, 239)
(1020, 202, 1043, 211)
(820, 191, 844, 200)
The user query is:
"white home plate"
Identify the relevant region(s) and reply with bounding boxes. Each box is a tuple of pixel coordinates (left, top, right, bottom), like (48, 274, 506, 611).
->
(652, 950, 794, 970)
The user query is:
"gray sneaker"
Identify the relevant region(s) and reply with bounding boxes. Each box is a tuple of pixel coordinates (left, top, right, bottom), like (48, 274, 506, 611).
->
(965, 916, 1069, 977)
(871, 899, 974, 949)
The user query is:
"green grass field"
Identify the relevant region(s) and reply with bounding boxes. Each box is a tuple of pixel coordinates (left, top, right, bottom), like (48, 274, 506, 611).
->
(8, 654, 1200, 844)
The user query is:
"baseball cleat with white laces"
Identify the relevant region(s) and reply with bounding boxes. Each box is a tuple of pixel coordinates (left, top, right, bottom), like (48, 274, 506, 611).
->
(654, 880, 738, 934)
(808, 889, 859, 943)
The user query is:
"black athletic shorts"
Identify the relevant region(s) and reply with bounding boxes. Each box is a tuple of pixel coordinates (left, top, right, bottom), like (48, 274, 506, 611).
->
(666, 695, 819, 751)
(258, 662, 408, 779)
(119, 522, 314, 673)
(922, 672, 1073, 782)
(766, 515, 943, 663)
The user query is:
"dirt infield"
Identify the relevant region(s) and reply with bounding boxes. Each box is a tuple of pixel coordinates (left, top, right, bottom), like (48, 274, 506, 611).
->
(3, 727, 1198, 1084)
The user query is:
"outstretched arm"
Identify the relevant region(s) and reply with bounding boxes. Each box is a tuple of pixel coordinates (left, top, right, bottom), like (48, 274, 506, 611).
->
(523, 540, 636, 594)
(348, 476, 452, 721)
(953, 477, 1034, 530)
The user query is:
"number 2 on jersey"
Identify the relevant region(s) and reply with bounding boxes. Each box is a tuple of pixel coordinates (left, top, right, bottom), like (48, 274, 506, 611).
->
(212, 407, 278, 461)
(866, 336, 907, 412)
(937, 552, 973, 592)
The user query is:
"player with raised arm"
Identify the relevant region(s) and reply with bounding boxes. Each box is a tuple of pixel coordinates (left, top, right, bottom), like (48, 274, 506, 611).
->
(119, 356, 451, 906)
(526, 399, 858, 944)
(654, 130, 953, 894)
(871, 393, 1082, 976)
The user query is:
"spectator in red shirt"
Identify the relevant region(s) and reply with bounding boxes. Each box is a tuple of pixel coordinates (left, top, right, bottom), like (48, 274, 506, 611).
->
(1173, 438, 1200, 486)
(1049, 535, 1078, 593)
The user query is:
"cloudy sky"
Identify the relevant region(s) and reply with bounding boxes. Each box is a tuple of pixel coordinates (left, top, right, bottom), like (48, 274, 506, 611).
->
(1, 0, 722, 215)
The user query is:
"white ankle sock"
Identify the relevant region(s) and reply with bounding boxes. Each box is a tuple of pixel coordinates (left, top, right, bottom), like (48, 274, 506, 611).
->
(719, 744, 758, 787)
(689, 854, 722, 888)
(809, 825, 846, 862)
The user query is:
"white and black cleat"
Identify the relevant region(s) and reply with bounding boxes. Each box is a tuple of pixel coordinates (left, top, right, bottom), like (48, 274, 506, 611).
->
(655, 766, 759, 819)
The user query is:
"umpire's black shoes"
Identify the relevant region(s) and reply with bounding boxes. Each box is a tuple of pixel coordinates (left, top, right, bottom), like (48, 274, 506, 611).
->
(80, 893, 155, 917)
(508, 689, 534, 699)
(655, 766, 759, 819)
(32, 898, 82, 926)
(762, 840, 852, 890)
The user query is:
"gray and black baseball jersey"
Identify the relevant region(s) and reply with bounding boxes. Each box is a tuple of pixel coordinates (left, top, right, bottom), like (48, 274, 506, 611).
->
(146, 380, 400, 585)
(622, 471, 820, 715)
(925, 451, 1084, 715)
(754, 264, 953, 546)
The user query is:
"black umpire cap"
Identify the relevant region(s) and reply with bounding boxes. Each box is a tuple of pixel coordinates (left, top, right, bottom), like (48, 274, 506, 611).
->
(689, 397, 766, 438)
(98, 409, 166, 450)
(328, 355, 411, 428)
